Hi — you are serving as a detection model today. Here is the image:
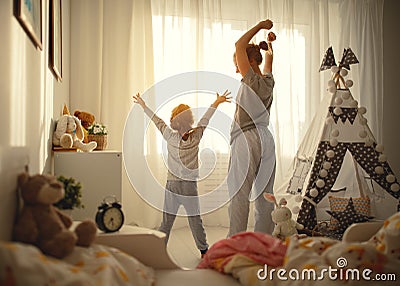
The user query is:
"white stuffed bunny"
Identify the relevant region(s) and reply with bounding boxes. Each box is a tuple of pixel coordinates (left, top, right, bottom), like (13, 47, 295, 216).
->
(53, 114, 97, 152)
(264, 193, 304, 240)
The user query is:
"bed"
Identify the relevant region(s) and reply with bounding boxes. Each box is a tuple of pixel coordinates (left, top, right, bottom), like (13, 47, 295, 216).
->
(1, 147, 399, 286)
(0, 147, 240, 286)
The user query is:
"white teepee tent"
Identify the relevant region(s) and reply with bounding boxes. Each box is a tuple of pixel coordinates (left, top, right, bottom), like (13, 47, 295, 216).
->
(275, 47, 400, 232)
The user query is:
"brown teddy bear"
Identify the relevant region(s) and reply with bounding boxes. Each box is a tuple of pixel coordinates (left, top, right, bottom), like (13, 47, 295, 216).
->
(13, 173, 98, 259)
(74, 110, 95, 143)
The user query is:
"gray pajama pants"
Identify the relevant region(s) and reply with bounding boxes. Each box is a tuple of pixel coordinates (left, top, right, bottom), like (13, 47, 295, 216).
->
(227, 127, 276, 237)
(158, 180, 208, 251)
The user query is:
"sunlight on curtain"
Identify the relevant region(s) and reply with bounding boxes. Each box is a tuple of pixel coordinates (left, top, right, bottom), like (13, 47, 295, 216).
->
(150, 15, 241, 157)
(149, 0, 240, 227)
(339, 0, 384, 142)
(149, 0, 342, 192)
(269, 27, 307, 178)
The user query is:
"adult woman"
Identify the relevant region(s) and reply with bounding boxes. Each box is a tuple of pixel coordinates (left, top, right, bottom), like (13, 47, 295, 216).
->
(227, 19, 277, 237)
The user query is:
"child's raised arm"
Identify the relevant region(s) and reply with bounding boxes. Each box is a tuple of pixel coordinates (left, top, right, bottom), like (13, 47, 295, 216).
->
(132, 92, 146, 108)
(197, 90, 231, 129)
(211, 90, 232, 108)
(132, 92, 173, 140)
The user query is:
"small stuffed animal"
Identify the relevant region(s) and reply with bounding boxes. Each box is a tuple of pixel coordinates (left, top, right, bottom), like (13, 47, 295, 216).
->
(13, 173, 98, 259)
(264, 194, 304, 240)
(73, 110, 95, 143)
(52, 114, 97, 152)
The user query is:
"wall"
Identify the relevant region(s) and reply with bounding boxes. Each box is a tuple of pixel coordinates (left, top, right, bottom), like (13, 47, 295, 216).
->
(0, 0, 70, 174)
(383, 0, 400, 179)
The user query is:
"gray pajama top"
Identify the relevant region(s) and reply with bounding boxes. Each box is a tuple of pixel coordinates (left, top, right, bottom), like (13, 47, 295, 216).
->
(230, 67, 275, 143)
(144, 105, 216, 181)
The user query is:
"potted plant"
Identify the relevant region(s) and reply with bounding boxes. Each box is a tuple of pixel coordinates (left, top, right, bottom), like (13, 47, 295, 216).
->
(87, 122, 108, 150)
(54, 175, 84, 213)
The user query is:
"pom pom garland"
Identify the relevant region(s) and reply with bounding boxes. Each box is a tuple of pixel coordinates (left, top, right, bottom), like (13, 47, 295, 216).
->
(319, 169, 328, 178)
(350, 100, 358, 107)
(317, 54, 400, 206)
(326, 117, 335, 125)
(330, 139, 338, 147)
(358, 107, 367, 114)
(391, 183, 400, 192)
(331, 129, 340, 137)
(335, 97, 343, 105)
(328, 80, 336, 87)
(345, 79, 353, 88)
(359, 130, 367, 138)
(359, 117, 367, 125)
(326, 150, 335, 158)
(375, 166, 384, 175)
(378, 154, 387, 163)
(342, 92, 351, 100)
(328, 85, 337, 94)
(310, 188, 319, 197)
(375, 144, 384, 153)
(333, 107, 342, 115)
(316, 179, 325, 188)
(365, 138, 374, 147)
(323, 161, 332, 169)
(340, 69, 348, 77)
(386, 174, 396, 183)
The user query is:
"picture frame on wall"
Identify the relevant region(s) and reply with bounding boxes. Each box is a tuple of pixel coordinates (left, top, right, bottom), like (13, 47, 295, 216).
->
(14, 0, 43, 50)
(49, 0, 62, 82)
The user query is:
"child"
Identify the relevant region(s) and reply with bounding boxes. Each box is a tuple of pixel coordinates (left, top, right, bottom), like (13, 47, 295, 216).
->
(133, 90, 230, 257)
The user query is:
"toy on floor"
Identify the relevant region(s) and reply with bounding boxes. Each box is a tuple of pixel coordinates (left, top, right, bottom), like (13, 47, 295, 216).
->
(13, 173, 97, 259)
(264, 194, 305, 240)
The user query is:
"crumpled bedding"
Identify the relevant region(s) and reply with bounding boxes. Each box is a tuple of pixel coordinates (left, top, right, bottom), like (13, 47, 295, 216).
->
(198, 212, 400, 286)
(197, 232, 287, 273)
(0, 242, 155, 286)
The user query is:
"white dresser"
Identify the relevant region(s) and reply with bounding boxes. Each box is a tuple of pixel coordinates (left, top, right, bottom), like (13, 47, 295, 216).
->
(53, 151, 122, 221)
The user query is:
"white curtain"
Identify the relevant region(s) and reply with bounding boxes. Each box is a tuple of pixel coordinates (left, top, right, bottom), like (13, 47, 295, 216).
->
(339, 0, 384, 142)
(144, 0, 235, 228)
(70, 0, 157, 227)
(147, 0, 343, 228)
(70, 0, 385, 229)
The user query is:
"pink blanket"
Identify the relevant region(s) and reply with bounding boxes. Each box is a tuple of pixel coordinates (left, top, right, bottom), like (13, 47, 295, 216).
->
(197, 232, 287, 273)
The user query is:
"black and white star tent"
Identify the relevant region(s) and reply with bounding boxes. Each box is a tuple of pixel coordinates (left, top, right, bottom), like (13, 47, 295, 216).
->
(276, 47, 400, 231)
(339, 48, 359, 70)
(319, 46, 337, 71)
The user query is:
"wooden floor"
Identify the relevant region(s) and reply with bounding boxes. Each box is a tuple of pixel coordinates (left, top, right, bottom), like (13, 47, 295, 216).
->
(166, 225, 229, 269)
